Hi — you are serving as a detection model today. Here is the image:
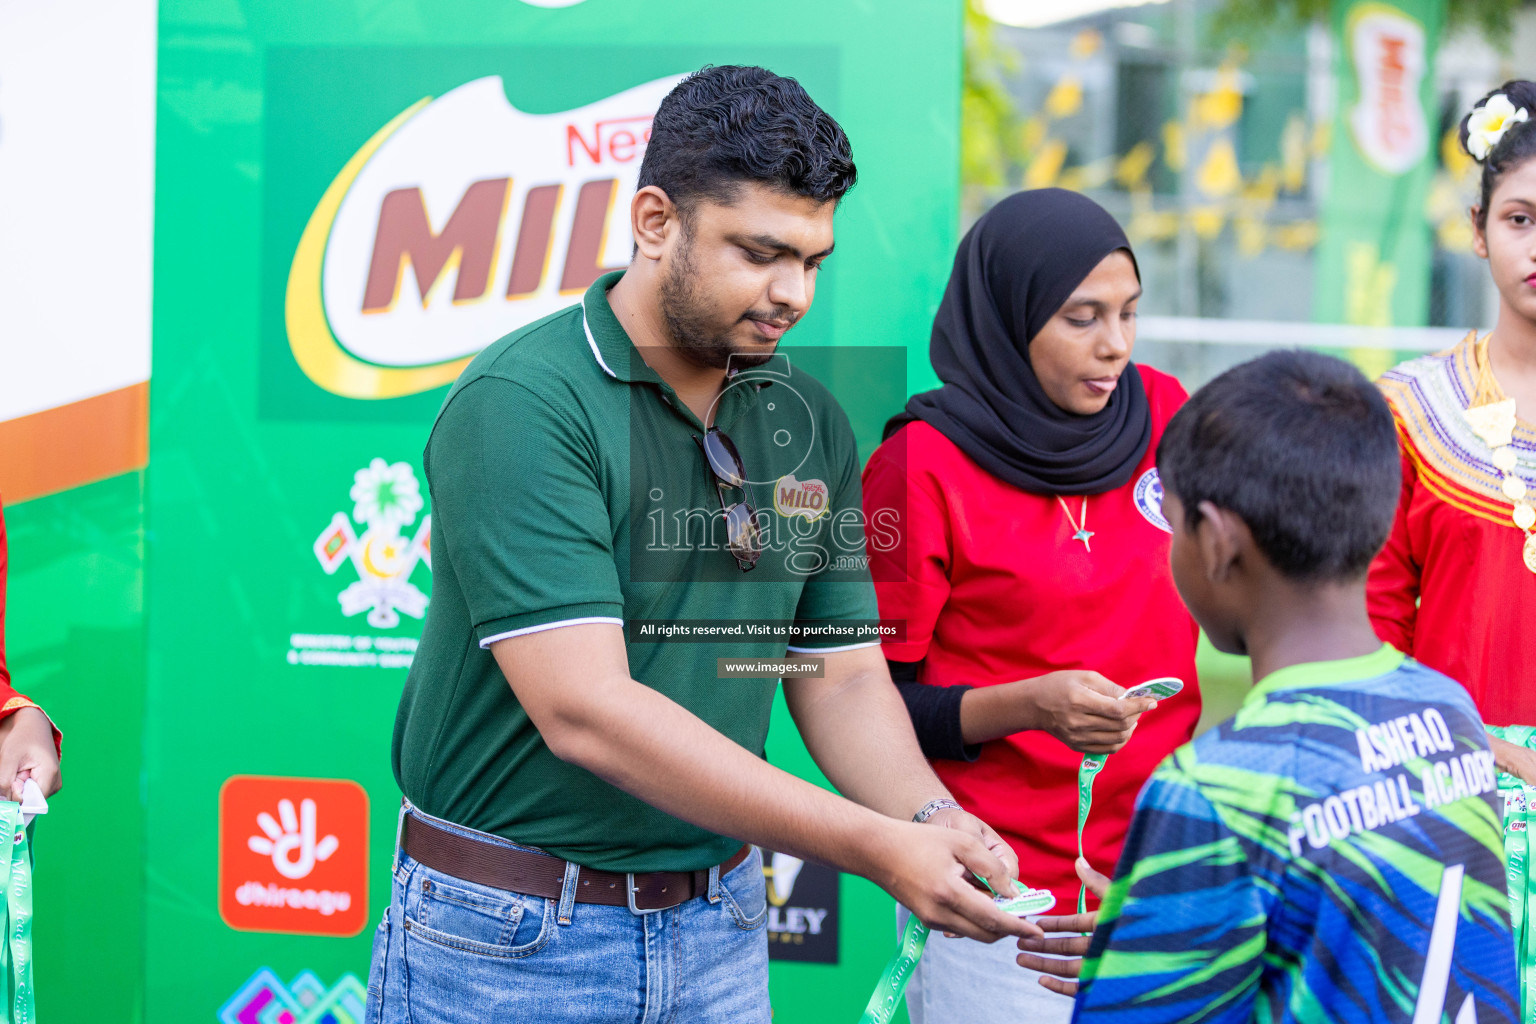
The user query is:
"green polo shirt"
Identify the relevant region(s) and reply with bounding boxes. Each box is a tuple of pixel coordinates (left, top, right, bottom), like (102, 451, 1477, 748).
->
(392, 270, 879, 873)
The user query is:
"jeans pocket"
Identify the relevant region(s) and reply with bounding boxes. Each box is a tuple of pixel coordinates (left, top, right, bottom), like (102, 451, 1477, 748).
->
(366, 907, 391, 1022)
(402, 864, 554, 959)
(717, 848, 767, 931)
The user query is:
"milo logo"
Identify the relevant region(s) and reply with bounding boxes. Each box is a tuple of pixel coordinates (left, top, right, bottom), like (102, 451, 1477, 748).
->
(285, 73, 685, 399)
(774, 474, 828, 521)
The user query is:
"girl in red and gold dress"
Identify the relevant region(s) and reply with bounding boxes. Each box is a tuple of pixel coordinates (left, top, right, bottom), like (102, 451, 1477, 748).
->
(1370, 81, 1536, 781)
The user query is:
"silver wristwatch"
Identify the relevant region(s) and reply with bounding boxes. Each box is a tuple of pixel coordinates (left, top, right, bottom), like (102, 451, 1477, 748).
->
(912, 798, 962, 823)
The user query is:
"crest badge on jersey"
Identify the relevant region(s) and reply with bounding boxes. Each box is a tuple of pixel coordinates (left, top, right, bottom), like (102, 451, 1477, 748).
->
(1133, 468, 1171, 533)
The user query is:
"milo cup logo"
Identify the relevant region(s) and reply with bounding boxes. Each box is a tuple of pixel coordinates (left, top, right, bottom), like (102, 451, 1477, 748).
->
(775, 474, 829, 521)
(286, 73, 685, 399)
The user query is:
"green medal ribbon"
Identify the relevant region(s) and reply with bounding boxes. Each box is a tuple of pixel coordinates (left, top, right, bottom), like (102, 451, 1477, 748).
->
(858, 879, 1055, 1021)
(0, 803, 35, 1024)
(858, 911, 929, 1024)
(1077, 754, 1107, 914)
(1488, 724, 1536, 1024)
(1074, 678, 1181, 914)
(860, 678, 1185, 1019)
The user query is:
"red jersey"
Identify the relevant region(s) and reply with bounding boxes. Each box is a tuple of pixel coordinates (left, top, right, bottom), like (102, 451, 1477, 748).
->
(861, 365, 1199, 908)
(1370, 333, 1536, 726)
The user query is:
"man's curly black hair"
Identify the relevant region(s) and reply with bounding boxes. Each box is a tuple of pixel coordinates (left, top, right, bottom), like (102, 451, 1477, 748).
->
(638, 65, 856, 213)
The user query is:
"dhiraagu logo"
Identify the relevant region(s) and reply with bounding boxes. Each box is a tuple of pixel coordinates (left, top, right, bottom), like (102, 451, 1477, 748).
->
(286, 73, 685, 399)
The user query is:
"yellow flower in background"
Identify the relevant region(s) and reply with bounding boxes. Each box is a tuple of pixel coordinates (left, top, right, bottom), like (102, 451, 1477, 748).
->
(1163, 122, 1187, 171)
(1272, 222, 1320, 251)
(1115, 142, 1156, 189)
(1059, 157, 1113, 192)
(1196, 138, 1242, 197)
(1044, 76, 1083, 119)
(1440, 125, 1475, 181)
(1069, 29, 1102, 59)
(1236, 217, 1268, 257)
(1190, 207, 1226, 239)
(1195, 68, 1244, 130)
(1466, 93, 1529, 160)
(1019, 115, 1046, 154)
(1024, 139, 1068, 189)
(1280, 115, 1308, 193)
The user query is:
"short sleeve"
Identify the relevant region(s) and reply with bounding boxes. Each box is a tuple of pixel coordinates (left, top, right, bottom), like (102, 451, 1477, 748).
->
(860, 429, 952, 662)
(427, 376, 624, 647)
(788, 411, 880, 652)
(1075, 767, 1268, 1024)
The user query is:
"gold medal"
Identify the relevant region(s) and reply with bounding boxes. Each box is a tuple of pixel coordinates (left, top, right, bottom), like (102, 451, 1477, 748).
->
(1516, 504, 1536, 531)
(1525, 532, 1536, 574)
(1467, 398, 1519, 448)
(1503, 475, 1529, 501)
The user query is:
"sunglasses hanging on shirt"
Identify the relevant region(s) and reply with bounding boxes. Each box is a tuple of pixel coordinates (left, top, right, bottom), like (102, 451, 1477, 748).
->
(693, 427, 762, 572)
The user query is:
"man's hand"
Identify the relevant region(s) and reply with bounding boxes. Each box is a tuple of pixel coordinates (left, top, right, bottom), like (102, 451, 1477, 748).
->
(0, 708, 59, 802)
(1015, 857, 1110, 996)
(1491, 734, 1536, 786)
(1024, 672, 1155, 754)
(924, 805, 1020, 881)
(874, 818, 1041, 943)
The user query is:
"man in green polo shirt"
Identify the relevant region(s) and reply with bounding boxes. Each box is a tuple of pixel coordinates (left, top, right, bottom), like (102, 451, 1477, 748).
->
(370, 65, 1034, 1023)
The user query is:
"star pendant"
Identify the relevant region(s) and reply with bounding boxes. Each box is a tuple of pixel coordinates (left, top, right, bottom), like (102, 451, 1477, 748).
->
(1072, 528, 1094, 553)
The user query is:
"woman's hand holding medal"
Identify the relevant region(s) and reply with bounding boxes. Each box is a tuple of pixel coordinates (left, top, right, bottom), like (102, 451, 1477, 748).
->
(965, 671, 1155, 754)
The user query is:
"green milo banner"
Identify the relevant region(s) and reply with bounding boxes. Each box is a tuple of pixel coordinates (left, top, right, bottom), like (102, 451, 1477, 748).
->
(81, 2, 961, 1023)
(1314, 0, 1447, 327)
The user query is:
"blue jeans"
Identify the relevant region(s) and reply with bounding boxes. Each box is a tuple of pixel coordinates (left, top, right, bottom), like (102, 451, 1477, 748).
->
(366, 806, 770, 1023)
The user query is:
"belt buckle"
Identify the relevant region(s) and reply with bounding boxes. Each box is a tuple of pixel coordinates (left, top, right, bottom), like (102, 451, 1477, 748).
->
(626, 873, 664, 915)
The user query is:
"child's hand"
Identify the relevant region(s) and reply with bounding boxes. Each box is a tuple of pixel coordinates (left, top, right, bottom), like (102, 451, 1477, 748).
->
(1016, 857, 1111, 997)
(1490, 734, 1536, 786)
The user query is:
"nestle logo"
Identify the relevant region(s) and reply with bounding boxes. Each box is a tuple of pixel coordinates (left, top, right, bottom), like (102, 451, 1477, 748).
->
(566, 114, 654, 167)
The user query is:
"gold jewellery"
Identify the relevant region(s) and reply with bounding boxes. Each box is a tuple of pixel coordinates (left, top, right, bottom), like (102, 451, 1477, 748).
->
(1057, 495, 1093, 553)
(1463, 335, 1536, 573)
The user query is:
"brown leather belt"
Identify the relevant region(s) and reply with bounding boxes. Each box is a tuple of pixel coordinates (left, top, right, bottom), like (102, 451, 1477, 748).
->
(402, 812, 752, 913)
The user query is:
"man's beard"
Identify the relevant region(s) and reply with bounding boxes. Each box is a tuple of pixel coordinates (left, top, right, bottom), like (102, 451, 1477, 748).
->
(658, 233, 791, 371)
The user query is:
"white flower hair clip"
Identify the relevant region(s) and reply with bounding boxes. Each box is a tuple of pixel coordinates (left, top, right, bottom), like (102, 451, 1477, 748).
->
(1467, 93, 1530, 160)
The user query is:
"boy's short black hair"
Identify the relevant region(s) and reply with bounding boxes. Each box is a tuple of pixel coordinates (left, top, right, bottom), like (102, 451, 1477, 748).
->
(638, 65, 856, 214)
(1156, 350, 1401, 582)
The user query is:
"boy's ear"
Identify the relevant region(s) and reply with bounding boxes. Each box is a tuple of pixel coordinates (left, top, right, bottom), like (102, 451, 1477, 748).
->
(1195, 501, 1248, 581)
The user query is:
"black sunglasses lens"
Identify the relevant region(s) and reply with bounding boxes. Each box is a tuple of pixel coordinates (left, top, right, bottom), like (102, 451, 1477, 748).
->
(702, 430, 747, 488)
(724, 502, 761, 566)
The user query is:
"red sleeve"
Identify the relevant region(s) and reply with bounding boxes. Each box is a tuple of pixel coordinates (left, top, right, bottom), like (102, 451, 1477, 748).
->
(0, 504, 61, 755)
(1367, 423, 1421, 655)
(861, 428, 953, 662)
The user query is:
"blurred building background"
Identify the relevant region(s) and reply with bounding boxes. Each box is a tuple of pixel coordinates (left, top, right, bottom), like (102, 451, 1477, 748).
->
(961, 0, 1535, 389)
(960, 0, 1535, 726)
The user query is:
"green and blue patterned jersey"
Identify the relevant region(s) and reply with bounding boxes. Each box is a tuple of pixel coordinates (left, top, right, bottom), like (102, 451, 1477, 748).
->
(1074, 644, 1518, 1024)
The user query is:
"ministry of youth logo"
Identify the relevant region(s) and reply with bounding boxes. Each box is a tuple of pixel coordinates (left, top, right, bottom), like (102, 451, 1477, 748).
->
(1134, 468, 1172, 534)
(313, 459, 431, 628)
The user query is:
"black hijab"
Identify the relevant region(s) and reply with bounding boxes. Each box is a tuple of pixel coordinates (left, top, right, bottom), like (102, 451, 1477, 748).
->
(887, 188, 1151, 496)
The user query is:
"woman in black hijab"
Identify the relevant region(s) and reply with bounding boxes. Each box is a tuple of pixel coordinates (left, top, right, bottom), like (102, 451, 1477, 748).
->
(862, 189, 1201, 1024)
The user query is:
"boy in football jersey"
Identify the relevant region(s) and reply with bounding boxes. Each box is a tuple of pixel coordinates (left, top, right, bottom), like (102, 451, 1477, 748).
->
(1018, 350, 1519, 1023)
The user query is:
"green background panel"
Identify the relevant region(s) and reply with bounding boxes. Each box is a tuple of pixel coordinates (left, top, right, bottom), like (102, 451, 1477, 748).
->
(148, 2, 962, 1022)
